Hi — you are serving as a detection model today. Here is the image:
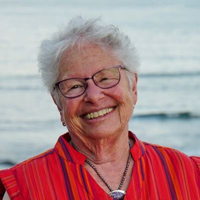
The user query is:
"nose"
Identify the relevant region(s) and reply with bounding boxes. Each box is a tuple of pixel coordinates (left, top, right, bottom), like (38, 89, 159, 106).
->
(83, 79, 104, 104)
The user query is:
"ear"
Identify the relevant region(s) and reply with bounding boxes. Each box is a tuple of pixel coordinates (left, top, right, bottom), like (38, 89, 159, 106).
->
(131, 73, 138, 105)
(51, 94, 65, 125)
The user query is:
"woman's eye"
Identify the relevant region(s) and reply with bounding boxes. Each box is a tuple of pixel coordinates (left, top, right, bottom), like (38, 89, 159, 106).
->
(70, 84, 83, 90)
(100, 77, 109, 82)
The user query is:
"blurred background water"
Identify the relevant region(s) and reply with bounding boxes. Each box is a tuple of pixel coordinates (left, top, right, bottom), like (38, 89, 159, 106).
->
(0, 0, 200, 169)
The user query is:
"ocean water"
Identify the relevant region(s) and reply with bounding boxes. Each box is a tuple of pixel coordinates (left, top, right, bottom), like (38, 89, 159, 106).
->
(0, 0, 200, 169)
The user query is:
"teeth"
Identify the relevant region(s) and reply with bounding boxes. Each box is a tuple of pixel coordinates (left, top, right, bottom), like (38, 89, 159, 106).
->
(84, 107, 114, 119)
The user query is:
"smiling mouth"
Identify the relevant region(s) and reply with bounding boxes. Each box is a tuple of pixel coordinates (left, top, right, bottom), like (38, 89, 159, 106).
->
(83, 107, 114, 119)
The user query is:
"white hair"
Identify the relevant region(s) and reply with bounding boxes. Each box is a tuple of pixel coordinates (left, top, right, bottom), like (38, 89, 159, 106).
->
(38, 16, 140, 96)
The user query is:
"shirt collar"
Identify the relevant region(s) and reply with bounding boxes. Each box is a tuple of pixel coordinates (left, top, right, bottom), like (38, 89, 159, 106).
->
(129, 131, 146, 161)
(54, 131, 146, 165)
(54, 133, 86, 165)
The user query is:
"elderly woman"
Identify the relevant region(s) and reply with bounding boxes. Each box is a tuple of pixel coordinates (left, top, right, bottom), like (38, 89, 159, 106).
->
(0, 17, 200, 200)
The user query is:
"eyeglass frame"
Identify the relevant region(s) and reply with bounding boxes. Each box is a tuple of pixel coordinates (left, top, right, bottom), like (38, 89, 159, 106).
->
(54, 65, 126, 99)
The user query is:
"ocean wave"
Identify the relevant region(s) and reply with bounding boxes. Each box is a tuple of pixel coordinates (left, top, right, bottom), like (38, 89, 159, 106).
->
(0, 160, 16, 167)
(139, 71, 200, 78)
(133, 111, 200, 119)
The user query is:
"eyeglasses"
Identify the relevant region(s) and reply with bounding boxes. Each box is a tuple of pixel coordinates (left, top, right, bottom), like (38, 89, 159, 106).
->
(54, 65, 125, 98)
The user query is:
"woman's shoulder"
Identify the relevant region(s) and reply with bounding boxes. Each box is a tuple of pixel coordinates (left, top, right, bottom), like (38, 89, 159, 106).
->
(0, 148, 55, 178)
(144, 141, 199, 159)
(190, 156, 200, 172)
(143, 141, 200, 172)
(0, 148, 55, 200)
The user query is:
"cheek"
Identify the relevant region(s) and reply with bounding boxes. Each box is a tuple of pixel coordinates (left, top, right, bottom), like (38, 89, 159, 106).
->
(115, 85, 134, 105)
(120, 89, 135, 117)
(60, 98, 77, 120)
(61, 100, 83, 131)
(63, 101, 76, 117)
(61, 98, 85, 128)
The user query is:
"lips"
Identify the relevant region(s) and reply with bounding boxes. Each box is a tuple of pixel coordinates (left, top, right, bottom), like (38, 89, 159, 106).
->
(83, 107, 114, 119)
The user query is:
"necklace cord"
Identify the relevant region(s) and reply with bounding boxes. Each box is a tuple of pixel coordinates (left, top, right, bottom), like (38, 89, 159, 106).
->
(85, 150, 131, 192)
(71, 139, 132, 195)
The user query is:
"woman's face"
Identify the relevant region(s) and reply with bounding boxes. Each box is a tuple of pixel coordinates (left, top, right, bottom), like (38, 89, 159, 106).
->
(55, 44, 137, 142)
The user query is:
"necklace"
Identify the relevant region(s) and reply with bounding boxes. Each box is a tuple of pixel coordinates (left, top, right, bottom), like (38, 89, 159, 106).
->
(85, 152, 131, 200)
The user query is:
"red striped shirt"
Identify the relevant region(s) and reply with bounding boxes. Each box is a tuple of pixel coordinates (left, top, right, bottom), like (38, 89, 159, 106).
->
(0, 132, 200, 199)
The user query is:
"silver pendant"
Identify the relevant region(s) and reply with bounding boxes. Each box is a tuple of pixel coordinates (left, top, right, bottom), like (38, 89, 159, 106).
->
(109, 190, 126, 200)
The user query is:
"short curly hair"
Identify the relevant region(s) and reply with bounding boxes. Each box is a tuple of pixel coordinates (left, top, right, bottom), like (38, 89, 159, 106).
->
(38, 16, 139, 96)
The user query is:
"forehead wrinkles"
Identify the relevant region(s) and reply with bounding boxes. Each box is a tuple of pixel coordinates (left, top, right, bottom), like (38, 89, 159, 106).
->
(59, 45, 118, 79)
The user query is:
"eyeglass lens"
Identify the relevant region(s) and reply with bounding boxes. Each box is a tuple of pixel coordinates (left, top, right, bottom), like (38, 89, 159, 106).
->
(58, 66, 120, 98)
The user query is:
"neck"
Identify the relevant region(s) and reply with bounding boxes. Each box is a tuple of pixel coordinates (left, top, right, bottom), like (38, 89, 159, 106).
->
(70, 130, 131, 164)
(69, 130, 134, 194)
